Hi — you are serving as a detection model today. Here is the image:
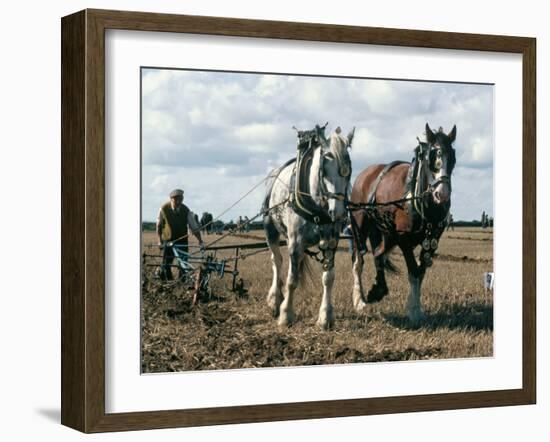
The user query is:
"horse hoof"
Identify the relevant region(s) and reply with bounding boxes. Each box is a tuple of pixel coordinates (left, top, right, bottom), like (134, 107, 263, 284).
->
(316, 318, 334, 330)
(352, 295, 367, 313)
(267, 293, 282, 317)
(408, 310, 426, 326)
(352, 289, 367, 312)
(366, 285, 388, 303)
(277, 310, 294, 328)
(278, 318, 293, 328)
(316, 310, 334, 330)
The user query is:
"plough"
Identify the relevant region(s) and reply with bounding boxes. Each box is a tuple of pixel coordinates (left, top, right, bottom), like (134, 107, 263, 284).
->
(142, 239, 286, 305)
(142, 233, 354, 305)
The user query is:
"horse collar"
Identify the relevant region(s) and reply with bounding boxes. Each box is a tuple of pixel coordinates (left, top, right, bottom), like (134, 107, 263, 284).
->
(290, 143, 332, 225)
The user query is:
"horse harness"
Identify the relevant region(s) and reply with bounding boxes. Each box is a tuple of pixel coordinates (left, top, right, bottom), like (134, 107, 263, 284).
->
(262, 124, 351, 270)
(357, 141, 452, 266)
(289, 124, 351, 225)
(410, 141, 453, 265)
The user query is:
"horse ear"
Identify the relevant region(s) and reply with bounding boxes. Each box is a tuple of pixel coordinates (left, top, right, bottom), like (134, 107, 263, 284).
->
(448, 125, 457, 143)
(347, 127, 355, 147)
(425, 123, 435, 143)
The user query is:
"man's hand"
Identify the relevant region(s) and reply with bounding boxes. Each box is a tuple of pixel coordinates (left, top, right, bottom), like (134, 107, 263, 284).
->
(199, 241, 206, 253)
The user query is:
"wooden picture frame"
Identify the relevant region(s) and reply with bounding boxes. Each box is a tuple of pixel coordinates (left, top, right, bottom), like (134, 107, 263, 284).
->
(61, 8, 536, 433)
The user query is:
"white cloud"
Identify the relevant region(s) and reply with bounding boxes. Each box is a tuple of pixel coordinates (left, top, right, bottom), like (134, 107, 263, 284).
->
(149, 174, 169, 193)
(254, 75, 291, 97)
(188, 108, 203, 126)
(357, 80, 397, 113)
(232, 123, 288, 153)
(141, 69, 494, 222)
(143, 109, 177, 135)
(233, 123, 280, 143)
(142, 69, 175, 96)
(467, 135, 493, 166)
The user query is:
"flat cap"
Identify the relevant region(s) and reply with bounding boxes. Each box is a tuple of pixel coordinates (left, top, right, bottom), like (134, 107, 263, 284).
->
(169, 189, 184, 198)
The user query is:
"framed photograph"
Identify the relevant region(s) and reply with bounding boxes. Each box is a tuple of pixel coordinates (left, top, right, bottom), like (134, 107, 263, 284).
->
(61, 9, 536, 433)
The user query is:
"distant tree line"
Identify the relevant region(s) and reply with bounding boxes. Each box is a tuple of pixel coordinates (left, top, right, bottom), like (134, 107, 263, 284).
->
(143, 218, 491, 232)
(143, 207, 494, 233)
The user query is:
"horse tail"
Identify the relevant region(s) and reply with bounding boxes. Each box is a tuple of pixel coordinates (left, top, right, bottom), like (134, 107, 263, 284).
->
(299, 256, 313, 281)
(296, 255, 315, 288)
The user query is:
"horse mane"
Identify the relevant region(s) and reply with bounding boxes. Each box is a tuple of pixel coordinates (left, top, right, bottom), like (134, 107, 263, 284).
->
(329, 130, 349, 167)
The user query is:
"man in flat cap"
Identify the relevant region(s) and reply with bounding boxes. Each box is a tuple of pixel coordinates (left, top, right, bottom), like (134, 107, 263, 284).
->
(156, 188, 204, 280)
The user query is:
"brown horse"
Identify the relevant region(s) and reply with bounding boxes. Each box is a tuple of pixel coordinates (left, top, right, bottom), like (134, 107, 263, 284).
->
(349, 123, 456, 324)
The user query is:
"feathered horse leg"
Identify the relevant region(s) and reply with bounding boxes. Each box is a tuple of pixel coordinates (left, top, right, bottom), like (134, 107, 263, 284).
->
(351, 250, 367, 311)
(278, 235, 303, 327)
(318, 258, 335, 329)
(350, 213, 368, 312)
(265, 216, 284, 317)
(401, 245, 427, 325)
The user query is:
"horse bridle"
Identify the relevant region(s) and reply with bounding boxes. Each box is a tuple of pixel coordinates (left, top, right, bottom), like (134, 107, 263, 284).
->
(293, 124, 351, 223)
(318, 150, 352, 205)
(405, 140, 453, 265)
(294, 125, 351, 270)
(428, 174, 452, 193)
(416, 140, 453, 196)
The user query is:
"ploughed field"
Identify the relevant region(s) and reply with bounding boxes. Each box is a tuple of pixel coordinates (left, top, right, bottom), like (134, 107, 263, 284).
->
(141, 227, 493, 373)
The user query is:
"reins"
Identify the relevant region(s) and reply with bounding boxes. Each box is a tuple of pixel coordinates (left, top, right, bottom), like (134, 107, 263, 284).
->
(347, 140, 451, 234)
(166, 175, 272, 245)
(346, 138, 453, 267)
(290, 124, 352, 225)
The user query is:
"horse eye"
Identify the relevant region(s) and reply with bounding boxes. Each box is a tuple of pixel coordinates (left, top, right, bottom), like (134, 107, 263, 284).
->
(340, 165, 350, 177)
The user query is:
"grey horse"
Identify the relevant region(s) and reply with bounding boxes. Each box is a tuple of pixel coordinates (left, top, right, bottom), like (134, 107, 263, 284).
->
(263, 125, 354, 329)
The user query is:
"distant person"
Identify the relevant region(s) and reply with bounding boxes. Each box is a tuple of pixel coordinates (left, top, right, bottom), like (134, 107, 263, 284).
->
(194, 213, 200, 229)
(156, 188, 204, 280)
(447, 213, 454, 231)
(342, 223, 354, 255)
(200, 211, 213, 234)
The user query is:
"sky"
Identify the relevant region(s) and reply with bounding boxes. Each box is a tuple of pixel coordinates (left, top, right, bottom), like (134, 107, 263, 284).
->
(141, 68, 494, 223)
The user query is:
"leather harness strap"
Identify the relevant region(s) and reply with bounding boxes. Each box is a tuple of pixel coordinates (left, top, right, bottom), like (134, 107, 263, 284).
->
(262, 157, 296, 214)
(289, 145, 333, 225)
(367, 160, 410, 204)
(265, 124, 350, 226)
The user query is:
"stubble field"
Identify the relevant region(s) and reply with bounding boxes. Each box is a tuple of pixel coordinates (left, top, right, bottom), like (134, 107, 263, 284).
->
(141, 227, 493, 373)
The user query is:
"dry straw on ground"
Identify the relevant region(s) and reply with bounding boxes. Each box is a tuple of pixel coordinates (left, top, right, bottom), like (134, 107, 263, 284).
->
(141, 227, 493, 373)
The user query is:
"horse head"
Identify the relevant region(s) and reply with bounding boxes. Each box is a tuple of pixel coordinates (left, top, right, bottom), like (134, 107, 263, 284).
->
(319, 126, 355, 222)
(425, 123, 456, 205)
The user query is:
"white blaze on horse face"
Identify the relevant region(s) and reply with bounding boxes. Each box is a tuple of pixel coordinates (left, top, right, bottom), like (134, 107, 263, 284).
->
(433, 146, 451, 204)
(434, 181, 450, 204)
(323, 132, 351, 222)
(324, 171, 347, 221)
